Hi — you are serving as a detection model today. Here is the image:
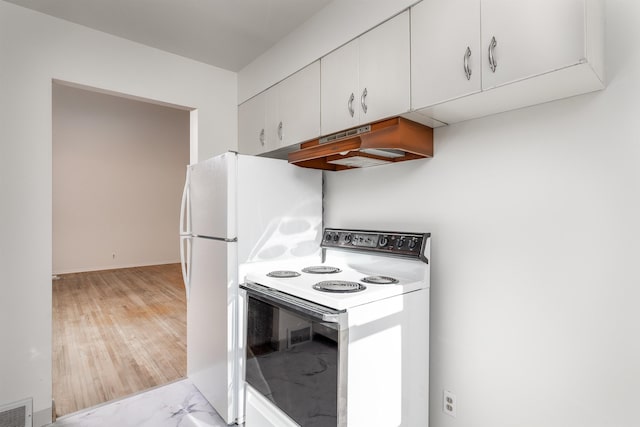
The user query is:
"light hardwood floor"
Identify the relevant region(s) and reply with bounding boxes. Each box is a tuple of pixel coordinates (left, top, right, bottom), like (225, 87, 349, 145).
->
(52, 264, 186, 417)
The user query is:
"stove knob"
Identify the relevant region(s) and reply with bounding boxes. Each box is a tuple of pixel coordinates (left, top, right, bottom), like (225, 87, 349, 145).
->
(408, 239, 417, 249)
(333, 234, 339, 242)
(379, 236, 388, 247)
(344, 234, 353, 244)
(396, 238, 406, 248)
(325, 233, 332, 242)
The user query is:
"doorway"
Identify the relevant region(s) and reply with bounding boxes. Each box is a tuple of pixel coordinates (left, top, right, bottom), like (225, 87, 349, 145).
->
(52, 82, 190, 417)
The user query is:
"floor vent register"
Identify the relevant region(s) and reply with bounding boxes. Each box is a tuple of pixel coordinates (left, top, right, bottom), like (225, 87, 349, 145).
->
(0, 398, 32, 427)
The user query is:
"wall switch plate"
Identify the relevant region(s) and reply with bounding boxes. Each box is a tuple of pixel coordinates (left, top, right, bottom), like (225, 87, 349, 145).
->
(443, 390, 457, 417)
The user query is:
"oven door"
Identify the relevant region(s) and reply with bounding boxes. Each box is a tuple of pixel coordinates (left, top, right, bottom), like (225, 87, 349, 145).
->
(241, 282, 348, 427)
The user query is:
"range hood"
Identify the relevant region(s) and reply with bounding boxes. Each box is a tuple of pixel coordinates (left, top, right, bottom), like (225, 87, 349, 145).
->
(288, 117, 433, 171)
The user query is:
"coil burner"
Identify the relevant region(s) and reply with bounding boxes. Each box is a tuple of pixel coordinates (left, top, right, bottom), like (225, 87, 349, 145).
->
(312, 280, 366, 293)
(302, 266, 342, 274)
(361, 276, 399, 285)
(266, 270, 301, 278)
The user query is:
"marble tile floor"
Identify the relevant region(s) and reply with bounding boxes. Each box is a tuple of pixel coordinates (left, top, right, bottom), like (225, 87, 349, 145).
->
(50, 379, 228, 427)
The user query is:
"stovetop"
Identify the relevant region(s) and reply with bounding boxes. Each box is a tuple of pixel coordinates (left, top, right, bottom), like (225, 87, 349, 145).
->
(243, 228, 430, 310)
(244, 262, 425, 310)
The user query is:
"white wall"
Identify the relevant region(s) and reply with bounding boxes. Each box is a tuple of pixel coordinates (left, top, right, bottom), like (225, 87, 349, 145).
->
(52, 84, 189, 274)
(237, 0, 418, 103)
(0, 2, 236, 425)
(323, 2, 640, 426)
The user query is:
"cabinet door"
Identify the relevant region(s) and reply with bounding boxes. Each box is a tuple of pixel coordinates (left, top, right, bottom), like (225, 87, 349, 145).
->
(238, 91, 267, 156)
(321, 39, 359, 135)
(411, 0, 481, 109)
(359, 10, 410, 124)
(263, 85, 280, 151)
(481, 0, 586, 89)
(277, 61, 321, 148)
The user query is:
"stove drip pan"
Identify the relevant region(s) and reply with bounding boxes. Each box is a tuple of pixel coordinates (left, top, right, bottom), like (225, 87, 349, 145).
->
(313, 281, 366, 293)
(302, 266, 342, 274)
(361, 275, 399, 285)
(266, 270, 301, 278)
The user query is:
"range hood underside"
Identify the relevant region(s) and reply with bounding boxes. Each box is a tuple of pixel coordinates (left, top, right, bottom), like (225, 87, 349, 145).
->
(288, 117, 434, 171)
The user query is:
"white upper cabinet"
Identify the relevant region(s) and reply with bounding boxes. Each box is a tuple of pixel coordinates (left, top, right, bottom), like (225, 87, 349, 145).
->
(411, 0, 481, 110)
(322, 11, 410, 136)
(278, 60, 321, 149)
(320, 39, 360, 136)
(359, 11, 411, 126)
(239, 61, 320, 156)
(264, 88, 280, 150)
(481, 0, 587, 90)
(241, 0, 605, 153)
(238, 90, 268, 156)
(409, 0, 604, 125)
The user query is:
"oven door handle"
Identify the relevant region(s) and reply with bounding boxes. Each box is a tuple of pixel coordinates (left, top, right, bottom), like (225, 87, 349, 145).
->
(241, 282, 346, 325)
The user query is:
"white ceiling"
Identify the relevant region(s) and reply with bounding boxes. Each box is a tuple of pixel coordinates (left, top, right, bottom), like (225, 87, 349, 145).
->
(5, 0, 332, 71)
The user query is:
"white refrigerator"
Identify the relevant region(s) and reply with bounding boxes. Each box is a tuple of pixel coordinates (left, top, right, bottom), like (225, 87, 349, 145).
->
(179, 152, 322, 424)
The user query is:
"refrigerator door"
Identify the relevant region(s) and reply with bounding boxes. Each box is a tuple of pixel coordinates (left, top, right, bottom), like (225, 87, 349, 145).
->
(189, 152, 237, 239)
(188, 236, 239, 424)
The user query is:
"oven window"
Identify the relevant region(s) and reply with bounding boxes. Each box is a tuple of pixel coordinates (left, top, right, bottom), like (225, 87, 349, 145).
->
(246, 296, 338, 426)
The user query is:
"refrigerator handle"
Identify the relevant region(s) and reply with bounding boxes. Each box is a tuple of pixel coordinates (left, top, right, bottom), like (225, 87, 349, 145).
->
(180, 236, 193, 300)
(179, 168, 190, 236)
(179, 167, 192, 300)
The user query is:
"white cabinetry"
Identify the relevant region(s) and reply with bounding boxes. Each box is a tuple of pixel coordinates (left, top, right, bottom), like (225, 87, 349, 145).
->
(320, 39, 359, 135)
(411, 0, 481, 109)
(481, 0, 588, 89)
(409, 0, 604, 125)
(238, 91, 268, 155)
(321, 11, 410, 136)
(277, 61, 321, 150)
(239, 61, 320, 155)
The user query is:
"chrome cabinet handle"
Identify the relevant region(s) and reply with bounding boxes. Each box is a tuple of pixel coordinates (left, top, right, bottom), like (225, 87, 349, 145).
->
(488, 36, 497, 73)
(347, 93, 355, 117)
(277, 121, 283, 141)
(360, 88, 368, 114)
(464, 46, 472, 80)
(259, 128, 265, 146)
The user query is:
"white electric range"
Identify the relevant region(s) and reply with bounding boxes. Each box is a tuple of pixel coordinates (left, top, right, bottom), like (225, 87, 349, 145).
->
(240, 228, 431, 427)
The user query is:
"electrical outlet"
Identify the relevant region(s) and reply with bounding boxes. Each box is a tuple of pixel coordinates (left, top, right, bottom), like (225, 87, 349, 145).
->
(443, 390, 456, 417)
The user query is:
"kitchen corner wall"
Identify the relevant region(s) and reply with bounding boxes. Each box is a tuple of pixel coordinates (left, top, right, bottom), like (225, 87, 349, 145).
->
(52, 84, 189, 274)
(242, 1, 640, 426)
(0, 1, 236, 425)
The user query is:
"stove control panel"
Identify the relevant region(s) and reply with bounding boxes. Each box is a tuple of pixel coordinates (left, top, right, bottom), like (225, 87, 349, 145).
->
(322, 228, 430, 262)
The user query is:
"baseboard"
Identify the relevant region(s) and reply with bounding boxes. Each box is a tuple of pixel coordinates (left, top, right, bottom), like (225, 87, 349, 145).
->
(53, 260, 180, 276)
(33, 406, 51, 427)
